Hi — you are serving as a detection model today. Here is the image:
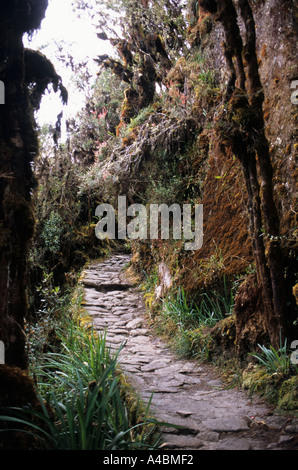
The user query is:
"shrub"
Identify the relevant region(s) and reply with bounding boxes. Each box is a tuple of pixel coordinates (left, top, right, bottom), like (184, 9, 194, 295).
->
(41, 211, 64, 254)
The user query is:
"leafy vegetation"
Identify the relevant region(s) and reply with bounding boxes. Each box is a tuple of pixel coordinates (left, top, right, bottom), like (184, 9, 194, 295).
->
(1, 286, 161, 450)
(162, 280, 233, 331)
(251, 338, 291, 376)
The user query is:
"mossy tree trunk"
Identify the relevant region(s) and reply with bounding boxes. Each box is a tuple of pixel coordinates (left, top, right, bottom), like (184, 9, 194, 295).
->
(237, 0, 287, 347)
(203, 0, 290, 349)
(0, 1, 49, 368)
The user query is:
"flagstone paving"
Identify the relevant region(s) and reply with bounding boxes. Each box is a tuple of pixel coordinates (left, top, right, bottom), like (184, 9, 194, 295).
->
(80, 253, 298, 450)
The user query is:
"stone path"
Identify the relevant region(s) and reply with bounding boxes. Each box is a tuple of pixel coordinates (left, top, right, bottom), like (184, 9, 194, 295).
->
(79, 253, 298, 450)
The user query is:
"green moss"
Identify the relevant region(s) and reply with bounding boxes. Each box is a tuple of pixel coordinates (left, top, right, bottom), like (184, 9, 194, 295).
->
(241, 362, 298, 410)
(181, 327, 213, 360)
(209, 315, 236, 349)
(277, 376, 298, 411)
(242, 364, 272, 393)
(241, 364, 284, 404)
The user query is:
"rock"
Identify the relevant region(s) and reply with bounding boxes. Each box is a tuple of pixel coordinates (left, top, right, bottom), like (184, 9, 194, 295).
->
(177, 410, 194, 417)
(278, 435, 294, 444)
(285, 425, 298, 434)
(160, 433, 203, 450)
(265, 416, 289, 430)
(209, 438, 252, 450)
(141, 359, 171, 372)
(198, 431, 220, 442)
(201, 417, 249, 432)
(126, 318, 143, 329)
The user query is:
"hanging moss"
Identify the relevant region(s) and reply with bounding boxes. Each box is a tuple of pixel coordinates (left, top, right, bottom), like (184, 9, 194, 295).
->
(120, 87, 139, 123)
(24, 49, 68, 109)
(0, 1, 48, 35)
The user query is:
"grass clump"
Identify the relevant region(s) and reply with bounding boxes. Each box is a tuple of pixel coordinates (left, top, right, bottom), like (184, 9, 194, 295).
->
(162, 278, 234, 331)
(250, 338, 291, 376)
(242, 337, 298, 410)
(0, 287, 161, 450)
(152, 278, 234, 360)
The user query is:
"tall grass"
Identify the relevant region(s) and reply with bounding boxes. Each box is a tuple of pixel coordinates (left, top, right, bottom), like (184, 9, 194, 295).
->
(250, 336, 291, 376)
(163, 278, 234, 330)
(0, 298, 161, 449)
(36, 322, 116, 402)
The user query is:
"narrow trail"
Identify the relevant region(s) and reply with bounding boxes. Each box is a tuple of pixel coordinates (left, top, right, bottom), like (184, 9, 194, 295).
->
(80, 253, 298, 450)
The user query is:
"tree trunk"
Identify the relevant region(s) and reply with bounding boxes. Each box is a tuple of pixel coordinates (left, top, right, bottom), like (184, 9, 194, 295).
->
(0, 1, 49, 368)
(216, 0, 287, 349)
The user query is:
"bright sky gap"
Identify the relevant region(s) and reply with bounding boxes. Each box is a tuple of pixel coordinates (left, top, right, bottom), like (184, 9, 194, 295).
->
(23, 0, 114, 134)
